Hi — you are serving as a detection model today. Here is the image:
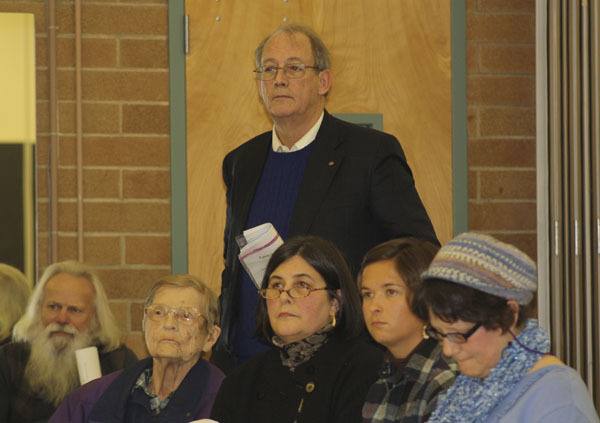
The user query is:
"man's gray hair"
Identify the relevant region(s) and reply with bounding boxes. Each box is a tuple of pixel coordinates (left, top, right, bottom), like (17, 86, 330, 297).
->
(0, 264, 31, 341)
(255, 23, 331, 71)
(12, 260, 122, 351)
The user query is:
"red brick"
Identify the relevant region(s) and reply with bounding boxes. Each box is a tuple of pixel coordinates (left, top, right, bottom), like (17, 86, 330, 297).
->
(36, 69, 49, 102)
(82, 4, 167, 36)
(468, 106, 478, 138)
(468, 170, 478, 199)
(480, 170, 536, 199)
(468, 76, 534, 106)
(122, 105, 169, 134)
(480, 45, 535, 74)
(130, 302, 145, 331)
(37, 100, 50, 134)
(58, 102, 120, 134)
(82, 70, 168, 101)
(467, 44, 479, 74)
(85, 236, 122, 265)
(468, 14, 534, 43)
(109, 301, 129, 332)
(120, 39, 167, 68)
(82, 136, 170, 166)
(58, 69, 75, 100)
(123, 170, 170, 199)
(40, 168, 120, 199)
(469, 138, 536, 167)
(58, 201, 77, 231)
(125, 236, 170, 265)
(83, 201, 170, 232)
(124, 332, 148, 359)
(469, 202, 536, 230)
(479, 107, 535, 137)
(98, 268, 169, 299)
(57, 37, 118, 68)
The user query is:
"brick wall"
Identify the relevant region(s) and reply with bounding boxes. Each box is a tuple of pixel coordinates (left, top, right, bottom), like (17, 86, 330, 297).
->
(466, 0, 537, 260)
(0, 0, 170, 357)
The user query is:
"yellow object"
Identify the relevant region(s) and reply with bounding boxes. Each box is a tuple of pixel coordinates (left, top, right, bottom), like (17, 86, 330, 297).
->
(0, 13, 36, 144)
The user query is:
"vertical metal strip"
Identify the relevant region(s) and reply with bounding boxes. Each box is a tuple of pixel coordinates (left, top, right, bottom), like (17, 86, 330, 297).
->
(536, 0, 551, 333)
(569, 0, 583, 374)
(580, 0, 594, 392)
(561, 0, 572, 364)
(589, 0, 600, 406)
(549, 0, 564, 357)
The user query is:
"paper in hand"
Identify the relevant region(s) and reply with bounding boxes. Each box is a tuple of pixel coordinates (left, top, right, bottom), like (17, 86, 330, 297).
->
(237, 223, 283, 289)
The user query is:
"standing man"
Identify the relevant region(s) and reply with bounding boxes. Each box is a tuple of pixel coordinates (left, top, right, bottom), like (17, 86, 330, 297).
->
(215, 24, 437, 370)
(0, 261, 137, 422)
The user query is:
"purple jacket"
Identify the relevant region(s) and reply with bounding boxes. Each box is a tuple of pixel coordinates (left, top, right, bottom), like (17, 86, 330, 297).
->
(50, 357, 224, 423)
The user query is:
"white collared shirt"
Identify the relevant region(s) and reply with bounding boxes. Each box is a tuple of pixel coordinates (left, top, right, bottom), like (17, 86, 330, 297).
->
(271, 112, 324, 152)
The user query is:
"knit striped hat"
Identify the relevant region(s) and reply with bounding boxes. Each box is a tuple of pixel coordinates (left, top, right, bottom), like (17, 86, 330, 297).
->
(422, 232, 537, 305)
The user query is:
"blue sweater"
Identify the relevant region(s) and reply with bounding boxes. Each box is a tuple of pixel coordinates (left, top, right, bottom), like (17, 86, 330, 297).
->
(233, 145, 313, 363)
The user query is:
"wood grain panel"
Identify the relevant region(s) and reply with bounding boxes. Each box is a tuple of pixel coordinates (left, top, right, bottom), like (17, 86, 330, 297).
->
(185, 0, 451, 293)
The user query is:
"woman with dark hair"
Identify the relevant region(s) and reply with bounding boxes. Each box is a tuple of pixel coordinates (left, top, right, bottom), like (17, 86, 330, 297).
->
(211, 236, 383, 423)
(359, 238, 456, 422)
(420, 232, 599, 422)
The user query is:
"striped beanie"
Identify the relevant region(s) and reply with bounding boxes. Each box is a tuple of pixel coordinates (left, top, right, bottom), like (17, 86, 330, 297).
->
(421, 232, 537, 305)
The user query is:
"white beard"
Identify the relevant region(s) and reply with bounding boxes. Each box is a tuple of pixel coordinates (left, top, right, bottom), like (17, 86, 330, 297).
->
(24, 322, 95, 406)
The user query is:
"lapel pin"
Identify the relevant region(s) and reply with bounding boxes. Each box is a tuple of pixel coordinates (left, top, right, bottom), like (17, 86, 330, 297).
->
(328, 161, 335, 167)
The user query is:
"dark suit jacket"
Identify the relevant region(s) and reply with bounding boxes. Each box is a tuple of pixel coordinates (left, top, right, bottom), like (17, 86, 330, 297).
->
(215, 111, 436, 369)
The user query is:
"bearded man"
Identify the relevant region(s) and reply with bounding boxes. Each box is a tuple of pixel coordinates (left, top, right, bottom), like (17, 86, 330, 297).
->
(0, 261, 137, 423)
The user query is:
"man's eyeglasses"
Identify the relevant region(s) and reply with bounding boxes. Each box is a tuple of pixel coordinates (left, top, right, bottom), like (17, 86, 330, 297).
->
(144, 304, 204, 325)
(253, 63, 321, 81)
(259, 285, 330, 300)
(423, 322, 482, 344)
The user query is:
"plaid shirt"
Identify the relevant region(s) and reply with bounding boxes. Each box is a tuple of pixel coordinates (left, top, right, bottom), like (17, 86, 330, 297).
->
(362, 338, 457, 423)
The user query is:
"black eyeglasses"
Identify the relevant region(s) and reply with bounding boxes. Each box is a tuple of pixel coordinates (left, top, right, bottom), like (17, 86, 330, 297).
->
(253, 63, 321, 81)
(423, 322, 482, 344)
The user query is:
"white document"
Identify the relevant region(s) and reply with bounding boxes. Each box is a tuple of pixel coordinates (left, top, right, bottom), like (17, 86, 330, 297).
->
(75, 346, 102, 385)
(237, 223, 283, 289)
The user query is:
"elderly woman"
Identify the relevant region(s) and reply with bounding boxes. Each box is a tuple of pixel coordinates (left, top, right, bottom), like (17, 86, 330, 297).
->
(50, 275, 224, 422)
(419, 232, 599, 422)
(359, 238, 456, 422)
(211, 236, 383, 423)
(0, 263, 31, 346)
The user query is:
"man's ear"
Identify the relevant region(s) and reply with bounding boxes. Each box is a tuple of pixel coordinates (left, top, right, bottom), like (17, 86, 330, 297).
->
(318, 69, 332, 96)
(202, 325, 221, 353)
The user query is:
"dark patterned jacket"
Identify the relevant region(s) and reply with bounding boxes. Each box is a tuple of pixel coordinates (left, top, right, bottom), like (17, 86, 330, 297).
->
(362, 338, 457, 423)
(0, 341, 137, 423)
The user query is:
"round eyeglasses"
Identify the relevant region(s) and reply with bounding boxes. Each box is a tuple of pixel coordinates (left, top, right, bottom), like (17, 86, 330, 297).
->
(144, 304, 204, 325)
(423, 322, 482, 344)
(253, 63, 321, 81)
(259, 285, 330, 300)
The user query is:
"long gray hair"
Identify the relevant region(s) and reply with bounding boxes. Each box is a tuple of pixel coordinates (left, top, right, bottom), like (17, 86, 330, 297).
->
(12, 261, 122, 351)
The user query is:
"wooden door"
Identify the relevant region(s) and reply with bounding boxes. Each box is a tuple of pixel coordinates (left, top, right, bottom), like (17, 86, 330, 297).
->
(185, 1, 452, 293)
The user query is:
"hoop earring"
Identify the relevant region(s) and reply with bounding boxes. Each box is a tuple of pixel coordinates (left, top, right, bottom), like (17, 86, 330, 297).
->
(331, 313, 337, 328)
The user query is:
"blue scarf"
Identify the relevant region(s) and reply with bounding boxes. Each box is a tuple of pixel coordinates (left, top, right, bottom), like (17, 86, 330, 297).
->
(428, 319, 550, 422)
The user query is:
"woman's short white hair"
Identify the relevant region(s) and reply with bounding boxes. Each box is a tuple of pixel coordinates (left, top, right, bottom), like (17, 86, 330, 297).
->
(0, 264, 32, 342)
(12, 260, 122, 351)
